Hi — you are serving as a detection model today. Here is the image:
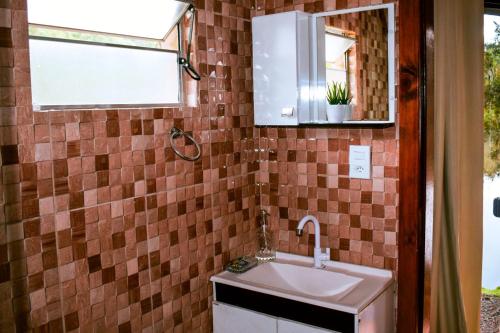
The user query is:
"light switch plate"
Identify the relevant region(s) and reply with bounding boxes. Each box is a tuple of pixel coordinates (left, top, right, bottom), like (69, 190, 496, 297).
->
(349, 145, 371, 179)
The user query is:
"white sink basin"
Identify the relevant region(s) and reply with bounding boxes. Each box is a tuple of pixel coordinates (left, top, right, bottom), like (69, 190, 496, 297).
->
(238, 262, 363, 297)
(211, 252, 394, 314)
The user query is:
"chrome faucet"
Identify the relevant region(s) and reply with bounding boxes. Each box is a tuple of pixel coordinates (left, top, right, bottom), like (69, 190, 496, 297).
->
(296, 215, 330, 268)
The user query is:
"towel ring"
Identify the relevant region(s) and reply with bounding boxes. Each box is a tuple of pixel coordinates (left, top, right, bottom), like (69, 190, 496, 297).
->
(169, 127, 201, 161)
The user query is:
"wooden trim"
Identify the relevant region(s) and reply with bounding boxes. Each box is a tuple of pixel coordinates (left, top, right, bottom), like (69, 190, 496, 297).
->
(422, 0, 435, 330)
(397, 0, 431, 331)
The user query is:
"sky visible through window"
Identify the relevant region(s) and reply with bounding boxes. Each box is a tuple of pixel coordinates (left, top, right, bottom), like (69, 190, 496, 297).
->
(485, 14, 499, 44)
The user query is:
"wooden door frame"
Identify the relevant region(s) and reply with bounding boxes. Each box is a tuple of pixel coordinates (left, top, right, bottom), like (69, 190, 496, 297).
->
(398, 1, 499, 331)
(398, 0, 434, 331)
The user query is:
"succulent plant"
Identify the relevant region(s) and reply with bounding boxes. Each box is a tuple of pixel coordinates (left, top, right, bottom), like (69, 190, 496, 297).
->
(326, 82, 352, 105)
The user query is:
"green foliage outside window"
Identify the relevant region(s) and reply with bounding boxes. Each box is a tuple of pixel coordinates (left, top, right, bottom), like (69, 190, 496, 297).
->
(484, 23, 500, 177)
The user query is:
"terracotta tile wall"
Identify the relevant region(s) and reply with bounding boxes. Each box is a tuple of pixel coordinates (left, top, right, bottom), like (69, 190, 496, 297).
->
(254, 0, 399, 272)
(0, 0, 258, 332)
(0, 0, 399, 331)
(358, 10, 389, 120)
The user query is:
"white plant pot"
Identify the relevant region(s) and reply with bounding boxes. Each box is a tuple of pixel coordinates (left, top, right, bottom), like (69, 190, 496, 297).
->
(343, 104, 352, 121)
(326, 104, 350, 123)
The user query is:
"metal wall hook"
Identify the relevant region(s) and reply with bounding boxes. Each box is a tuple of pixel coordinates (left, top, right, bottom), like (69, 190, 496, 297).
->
(169, 127, 201, 161)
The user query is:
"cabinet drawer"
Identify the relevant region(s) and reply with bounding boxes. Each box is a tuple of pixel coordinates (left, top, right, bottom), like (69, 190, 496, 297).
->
(213, 302, 277, 333)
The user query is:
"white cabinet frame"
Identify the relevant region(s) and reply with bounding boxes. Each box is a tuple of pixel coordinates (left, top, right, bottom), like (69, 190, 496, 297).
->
(310, 3, 396, 124)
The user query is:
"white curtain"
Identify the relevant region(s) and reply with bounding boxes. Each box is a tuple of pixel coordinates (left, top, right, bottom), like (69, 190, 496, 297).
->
(431, 0, 484, 332)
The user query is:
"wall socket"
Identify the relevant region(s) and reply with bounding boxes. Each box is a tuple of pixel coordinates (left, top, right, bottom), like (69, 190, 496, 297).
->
(349, 145, 371, 179)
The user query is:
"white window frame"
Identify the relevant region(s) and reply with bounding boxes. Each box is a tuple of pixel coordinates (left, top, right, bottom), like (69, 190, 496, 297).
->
(27, 2, 188, 111)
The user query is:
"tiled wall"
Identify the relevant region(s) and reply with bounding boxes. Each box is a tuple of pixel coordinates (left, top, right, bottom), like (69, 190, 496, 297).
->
(0, 0, 258, 332)
(255, 0, 399, 272)
(358, 10, 389, 120)
(0, 0, 398, 331)
(257, 127, 398, 270)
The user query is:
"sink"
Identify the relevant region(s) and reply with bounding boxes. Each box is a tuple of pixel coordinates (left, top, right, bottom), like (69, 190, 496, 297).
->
(238, 262, 363, 297)
(211, 251, 394, 314)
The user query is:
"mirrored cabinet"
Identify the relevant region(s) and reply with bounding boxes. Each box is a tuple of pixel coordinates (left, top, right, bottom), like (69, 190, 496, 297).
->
(252, 11, 311, 126)
(252, 4, 396, 126)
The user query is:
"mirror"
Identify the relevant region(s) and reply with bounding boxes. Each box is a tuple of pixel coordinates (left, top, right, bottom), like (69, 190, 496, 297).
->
(312, 4, 395, 123)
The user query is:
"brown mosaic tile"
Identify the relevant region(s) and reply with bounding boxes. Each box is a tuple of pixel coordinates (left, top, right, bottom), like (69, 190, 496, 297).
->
(1, 0, 397, 331)
(1, 144, 18, 164)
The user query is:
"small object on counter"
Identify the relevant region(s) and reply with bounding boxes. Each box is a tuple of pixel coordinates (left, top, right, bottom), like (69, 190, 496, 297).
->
(225, 256, 258, 273)
(255, 209, 276, 262)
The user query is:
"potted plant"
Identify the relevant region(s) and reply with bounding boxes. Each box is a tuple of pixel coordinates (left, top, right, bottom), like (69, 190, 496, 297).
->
(326, 82, 352, 123)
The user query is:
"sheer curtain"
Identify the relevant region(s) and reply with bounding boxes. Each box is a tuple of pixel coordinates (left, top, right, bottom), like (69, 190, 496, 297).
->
(431, 0, 484, 332)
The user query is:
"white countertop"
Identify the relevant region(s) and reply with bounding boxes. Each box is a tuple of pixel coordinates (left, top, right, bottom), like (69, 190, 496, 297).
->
(210, 252, 394, 314)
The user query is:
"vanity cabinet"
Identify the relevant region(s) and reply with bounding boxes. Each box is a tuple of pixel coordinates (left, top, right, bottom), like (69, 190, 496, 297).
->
(211, 252, 394, 333)
(212, 282, 394, 333)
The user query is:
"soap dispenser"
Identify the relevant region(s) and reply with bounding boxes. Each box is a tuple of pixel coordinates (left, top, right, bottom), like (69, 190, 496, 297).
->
(255, 209, 276, 262)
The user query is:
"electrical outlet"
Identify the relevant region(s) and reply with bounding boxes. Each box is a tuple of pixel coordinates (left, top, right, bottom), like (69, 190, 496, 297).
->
(349, 145, 371, 179)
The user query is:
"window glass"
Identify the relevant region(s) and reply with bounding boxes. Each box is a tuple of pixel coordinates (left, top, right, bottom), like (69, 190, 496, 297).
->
(28, 25, 176, 49)
(30, 39, 180, 107)
(27, 0, 186, 109)
(27, 0, 188, 39)
(325, 33, 355, 63)
(325, 34, 355, 86)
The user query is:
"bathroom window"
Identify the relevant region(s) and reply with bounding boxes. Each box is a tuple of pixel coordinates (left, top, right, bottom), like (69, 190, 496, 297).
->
(325, 32, 356, 86)
(27, 0, 188, 110)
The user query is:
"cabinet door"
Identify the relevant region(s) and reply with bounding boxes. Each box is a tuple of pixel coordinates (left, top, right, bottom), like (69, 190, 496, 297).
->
(252, 11, 301, 126)
(213, 302, 277, 333)
(277, 318, 337, 333)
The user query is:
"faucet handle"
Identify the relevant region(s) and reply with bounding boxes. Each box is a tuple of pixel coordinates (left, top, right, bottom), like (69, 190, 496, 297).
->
(313, 247, 331, 269)
(320, 248, 330, 262)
